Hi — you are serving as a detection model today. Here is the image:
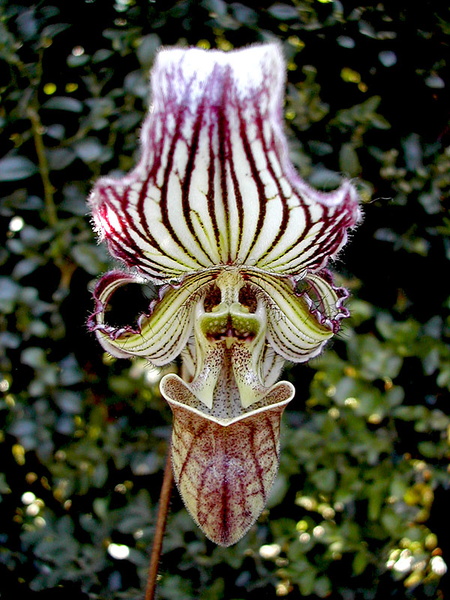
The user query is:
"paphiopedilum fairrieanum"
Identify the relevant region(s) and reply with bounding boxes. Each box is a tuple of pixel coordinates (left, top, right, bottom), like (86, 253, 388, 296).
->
(88, 44, 361, 546)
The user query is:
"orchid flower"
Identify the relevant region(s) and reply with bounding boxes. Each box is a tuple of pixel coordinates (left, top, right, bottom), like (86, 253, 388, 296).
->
(88, 44, 361, 547)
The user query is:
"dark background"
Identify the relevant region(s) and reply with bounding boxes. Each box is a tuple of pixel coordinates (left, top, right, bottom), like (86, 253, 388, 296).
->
(1, 1, 449, 598)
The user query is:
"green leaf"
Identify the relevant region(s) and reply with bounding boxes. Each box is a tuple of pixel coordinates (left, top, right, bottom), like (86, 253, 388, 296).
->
(73, 139, 104, 163)
(48, 148, 76, 170)
(339, 143, 361, 177)
(308, 167, 343, 190)
(353, 550, 370, 575)
(137, 33, 161, 68)
(425, 74, 445, 89)
(12, 257, 44, 279)
(0, 156, 38, 181)
(92, 48, 114, 63)
(21, 347, 47, 369)
(55, 391, 82, 414)
(67, 53, 90, 67)
(46, 124, 66, 140)
(268, 3, 299, 19)
(41, 23, 71, 40)
(0, 277, 21, 311)
(310, 468, 337, 492)
(202, 0, 228, 16)
(70, 243, 109, 275)
(43, 96, 84, 113)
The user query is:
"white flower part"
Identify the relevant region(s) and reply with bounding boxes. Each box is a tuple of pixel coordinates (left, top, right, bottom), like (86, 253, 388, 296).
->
(89, 44, 361, 283)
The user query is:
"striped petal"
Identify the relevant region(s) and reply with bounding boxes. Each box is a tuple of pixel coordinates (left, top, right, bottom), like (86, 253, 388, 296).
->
(89, 44, 361, 284)
(88, 270, 214, 364)
(245, 269, 348, 362)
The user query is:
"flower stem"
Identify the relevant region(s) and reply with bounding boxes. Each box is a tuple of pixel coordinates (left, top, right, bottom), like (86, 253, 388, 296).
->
(145, 446, 173, 600)
(27, 103, 58, 228)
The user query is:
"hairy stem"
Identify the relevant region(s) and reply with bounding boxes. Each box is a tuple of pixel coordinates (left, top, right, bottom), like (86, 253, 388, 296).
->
(145, 446, 174, 600)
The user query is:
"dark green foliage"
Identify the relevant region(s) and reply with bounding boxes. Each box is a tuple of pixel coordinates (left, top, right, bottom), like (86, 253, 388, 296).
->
(0, 1, 449, 598)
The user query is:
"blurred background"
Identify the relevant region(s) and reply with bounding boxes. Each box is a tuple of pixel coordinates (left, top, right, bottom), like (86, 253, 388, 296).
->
(0, 1, 449, 598)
